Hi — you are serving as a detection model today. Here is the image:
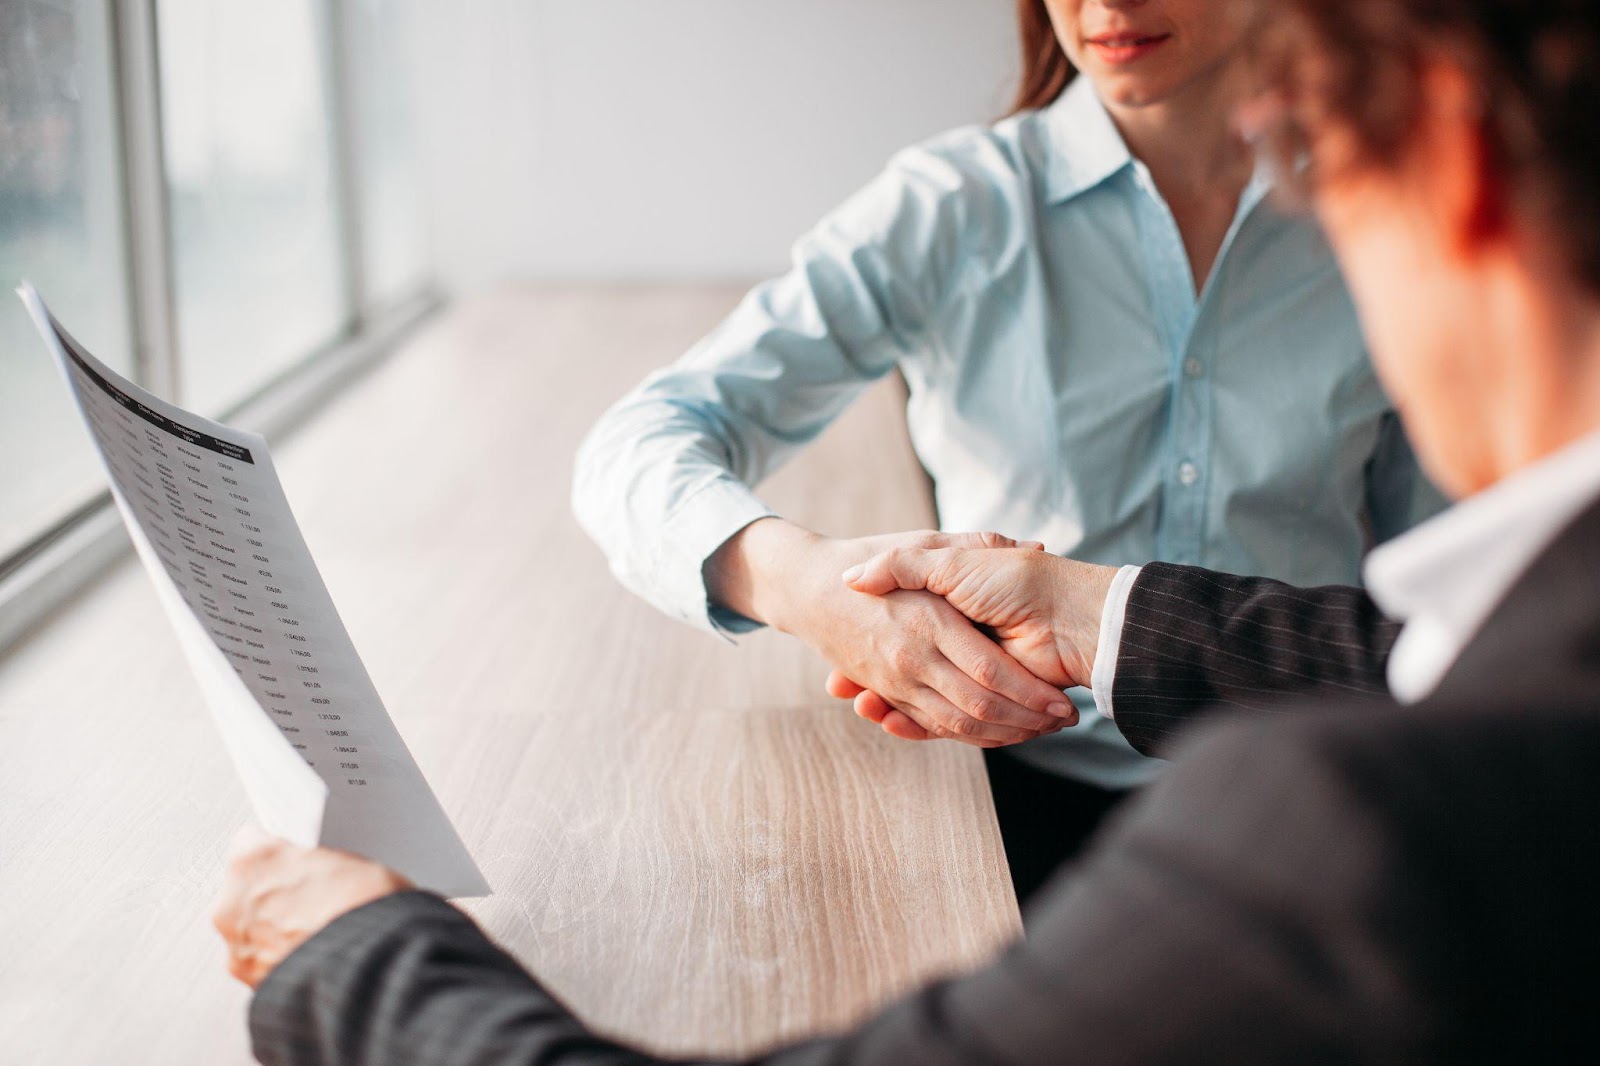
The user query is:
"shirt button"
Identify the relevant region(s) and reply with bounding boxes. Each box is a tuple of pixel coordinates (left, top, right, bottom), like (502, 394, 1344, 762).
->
(1183, 357, 1204, 378)
(1178, 461, 1199, 486)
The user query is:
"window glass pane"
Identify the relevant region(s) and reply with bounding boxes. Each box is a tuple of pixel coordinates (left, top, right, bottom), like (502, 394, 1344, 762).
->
(157, 0, 347, 415)
(349, 0, 428, 305)
(0, 0, 133, 561)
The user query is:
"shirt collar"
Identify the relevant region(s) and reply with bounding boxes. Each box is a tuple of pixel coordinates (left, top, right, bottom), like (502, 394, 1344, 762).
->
(1364, 426, 1600, 703)
(1041, 76, 1276, 213)
(1041, 77, 1134, 204)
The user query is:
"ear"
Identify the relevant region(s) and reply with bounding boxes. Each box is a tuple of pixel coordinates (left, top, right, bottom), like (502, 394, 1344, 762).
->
(1415, 56, 1509, 264)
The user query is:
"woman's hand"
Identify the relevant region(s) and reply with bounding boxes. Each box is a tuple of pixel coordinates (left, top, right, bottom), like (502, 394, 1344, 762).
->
(708, 521, 1077, 746)
(827, 546, 1118, 741)
(213, 827, 411, 988)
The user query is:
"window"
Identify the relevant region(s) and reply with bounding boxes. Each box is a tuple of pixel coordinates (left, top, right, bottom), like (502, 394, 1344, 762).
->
(347, 0, 428, 307)
(0, 0, 133, 563)
(157, 0, 349, 415)
(0, 0, 434, 645)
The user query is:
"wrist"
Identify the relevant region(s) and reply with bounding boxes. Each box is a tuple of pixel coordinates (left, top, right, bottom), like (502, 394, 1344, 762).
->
(706, 518, 826, 632)
(1048, 560, 1118, 684)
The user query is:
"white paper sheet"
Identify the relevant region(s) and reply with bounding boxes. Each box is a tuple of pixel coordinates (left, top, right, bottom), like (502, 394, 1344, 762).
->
(18, 283, 489, 898)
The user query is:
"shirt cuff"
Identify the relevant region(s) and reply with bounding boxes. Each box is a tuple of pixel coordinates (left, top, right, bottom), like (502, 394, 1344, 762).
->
(1089, 565, 1143, 721)
(658, 478, 777, 641)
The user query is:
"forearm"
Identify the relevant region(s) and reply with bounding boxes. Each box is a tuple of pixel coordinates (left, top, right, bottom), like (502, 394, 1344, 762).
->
(1110, 563, 1399, 755)
(571, 388, 781, 636)
(572, 241, 915, 636)
(251, 717, 1416, 1066)
(248, 892, 964, 1066)
(250, 893, 669, 1066)
(246, 889, 1065, 1066)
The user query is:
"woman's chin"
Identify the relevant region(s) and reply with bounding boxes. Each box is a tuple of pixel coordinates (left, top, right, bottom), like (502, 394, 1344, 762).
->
(1087, 70, 1183, 111)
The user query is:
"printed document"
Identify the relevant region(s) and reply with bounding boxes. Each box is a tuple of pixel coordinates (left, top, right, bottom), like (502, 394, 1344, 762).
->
(18, 283, 488, 898)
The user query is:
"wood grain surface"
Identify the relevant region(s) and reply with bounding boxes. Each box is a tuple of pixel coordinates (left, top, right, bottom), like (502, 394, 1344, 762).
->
(0, 285, 1020, 1064)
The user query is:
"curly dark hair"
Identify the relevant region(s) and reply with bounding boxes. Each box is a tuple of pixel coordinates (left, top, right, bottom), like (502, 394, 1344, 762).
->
(1262, 0, 1600, 293)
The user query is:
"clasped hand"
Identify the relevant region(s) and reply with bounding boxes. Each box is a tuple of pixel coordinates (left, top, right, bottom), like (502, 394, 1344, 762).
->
(712, 521, 1088, 746)
(825, 543, 1118, 743)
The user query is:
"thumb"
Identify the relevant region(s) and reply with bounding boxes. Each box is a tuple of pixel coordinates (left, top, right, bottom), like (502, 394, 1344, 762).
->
(844, 546, 943, 596)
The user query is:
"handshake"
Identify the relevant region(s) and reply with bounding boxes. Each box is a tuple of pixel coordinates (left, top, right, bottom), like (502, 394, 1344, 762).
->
(709, 521, 1121, 748)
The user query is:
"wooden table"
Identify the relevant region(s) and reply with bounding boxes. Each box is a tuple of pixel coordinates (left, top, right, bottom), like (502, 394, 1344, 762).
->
(0, 285, 1020, 1063)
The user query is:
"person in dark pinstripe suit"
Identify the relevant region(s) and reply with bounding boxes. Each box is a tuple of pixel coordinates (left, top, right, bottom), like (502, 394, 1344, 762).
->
(214, 2, 1600, 1062)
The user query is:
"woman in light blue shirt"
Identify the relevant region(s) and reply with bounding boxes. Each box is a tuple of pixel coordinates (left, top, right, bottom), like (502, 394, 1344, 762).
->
(573, 0, 1438, 900)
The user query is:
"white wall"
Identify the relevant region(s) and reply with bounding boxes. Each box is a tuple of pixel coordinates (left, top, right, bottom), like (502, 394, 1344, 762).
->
(412, 0, 1018, 289)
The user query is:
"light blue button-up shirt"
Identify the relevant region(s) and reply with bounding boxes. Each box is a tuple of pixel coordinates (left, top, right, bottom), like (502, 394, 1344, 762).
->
(573, 77, 1441, 789)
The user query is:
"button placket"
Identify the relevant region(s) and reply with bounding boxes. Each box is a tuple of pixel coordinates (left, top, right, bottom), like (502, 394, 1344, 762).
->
(1129, 164, 1203, 564)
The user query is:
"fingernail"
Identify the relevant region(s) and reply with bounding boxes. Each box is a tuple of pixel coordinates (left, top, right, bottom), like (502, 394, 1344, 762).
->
(1047, 701, 1073, 719)
(841, 564, 864, 583)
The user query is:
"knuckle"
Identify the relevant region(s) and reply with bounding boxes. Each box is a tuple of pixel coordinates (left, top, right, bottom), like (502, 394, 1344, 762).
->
(875, 547, 902, 579)
(967, 695, 1001, 723)
(968, 657, 1001, 690)
(887, 644, 920, 675)
(948, 716, 982, 739)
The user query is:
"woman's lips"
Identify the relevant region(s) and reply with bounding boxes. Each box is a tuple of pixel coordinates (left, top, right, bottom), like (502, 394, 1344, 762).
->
(1085, 33, 1172, 65)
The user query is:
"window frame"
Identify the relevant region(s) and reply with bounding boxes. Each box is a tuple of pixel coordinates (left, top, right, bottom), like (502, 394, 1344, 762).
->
(0, 0, 436, 652)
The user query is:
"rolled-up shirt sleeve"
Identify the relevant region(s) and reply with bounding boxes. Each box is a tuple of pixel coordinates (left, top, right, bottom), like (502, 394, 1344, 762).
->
(572, 143, 978, 637)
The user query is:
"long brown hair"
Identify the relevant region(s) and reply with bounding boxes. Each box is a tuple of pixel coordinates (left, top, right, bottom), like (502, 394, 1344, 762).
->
(1008, 0, 1076, 114)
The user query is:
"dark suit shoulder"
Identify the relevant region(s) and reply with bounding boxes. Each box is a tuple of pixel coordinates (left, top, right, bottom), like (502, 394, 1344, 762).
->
(1154, 698, 1600, 1062)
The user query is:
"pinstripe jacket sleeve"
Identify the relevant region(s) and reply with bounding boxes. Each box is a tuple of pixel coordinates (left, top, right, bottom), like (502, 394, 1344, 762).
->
(244, 710, 1446, 1066)
(250, 695, 1600, 1066)
(1110, 562, 1401, 756)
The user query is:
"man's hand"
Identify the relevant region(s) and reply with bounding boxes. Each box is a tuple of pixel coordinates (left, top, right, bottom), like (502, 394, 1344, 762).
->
(707, 520, 1077, 746)
(213, 827, 411, 988)
(829, 547, 1119, 741)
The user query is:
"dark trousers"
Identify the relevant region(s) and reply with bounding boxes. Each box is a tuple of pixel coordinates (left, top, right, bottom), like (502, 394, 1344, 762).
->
(984, 747, 1132, 911)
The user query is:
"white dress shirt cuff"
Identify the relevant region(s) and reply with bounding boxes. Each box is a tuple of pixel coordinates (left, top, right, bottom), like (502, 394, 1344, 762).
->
(658, 479, 777, 641)
(1089, 565, 1143, 722)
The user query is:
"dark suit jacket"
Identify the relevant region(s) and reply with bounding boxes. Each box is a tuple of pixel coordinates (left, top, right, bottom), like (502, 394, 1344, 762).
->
(249, 502, 1600, 1066)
